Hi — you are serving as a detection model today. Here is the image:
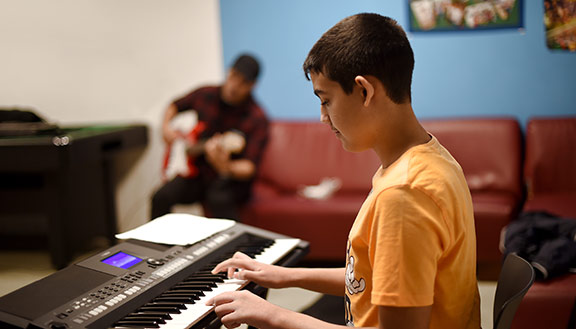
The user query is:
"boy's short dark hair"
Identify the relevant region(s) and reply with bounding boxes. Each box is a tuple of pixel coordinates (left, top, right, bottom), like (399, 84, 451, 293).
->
(303, 13, 414, 104)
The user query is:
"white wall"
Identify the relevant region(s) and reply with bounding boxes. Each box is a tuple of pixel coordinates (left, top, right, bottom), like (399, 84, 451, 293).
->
(0, 0, 223, 231)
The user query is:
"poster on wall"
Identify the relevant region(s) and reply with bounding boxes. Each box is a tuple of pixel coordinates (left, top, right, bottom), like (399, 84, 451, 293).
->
(409, 0, 524, 32)
(544, 0, 576, 51)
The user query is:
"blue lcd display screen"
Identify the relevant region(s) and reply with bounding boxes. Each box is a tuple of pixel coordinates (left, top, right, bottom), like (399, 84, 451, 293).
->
(101, 252, 142, 269)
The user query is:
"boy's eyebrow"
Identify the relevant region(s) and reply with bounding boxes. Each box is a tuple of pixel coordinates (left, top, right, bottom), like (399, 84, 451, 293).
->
(313, 89, 325, 97)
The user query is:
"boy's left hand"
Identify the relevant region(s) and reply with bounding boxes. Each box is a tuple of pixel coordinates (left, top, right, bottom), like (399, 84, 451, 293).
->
(211, 251, 292, 289)
(206, 290, 280, 329)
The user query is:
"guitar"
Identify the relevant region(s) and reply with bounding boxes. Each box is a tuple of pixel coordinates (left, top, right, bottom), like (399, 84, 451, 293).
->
(162, 111, 245, 181)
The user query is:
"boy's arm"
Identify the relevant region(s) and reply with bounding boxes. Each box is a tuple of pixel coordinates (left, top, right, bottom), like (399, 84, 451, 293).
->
(378, 305, 432, 329)
(284, 267, 345, 296)
(207, 291, 431, 329)
(211, 251, 345, 295)
(208, 290, 345, 329)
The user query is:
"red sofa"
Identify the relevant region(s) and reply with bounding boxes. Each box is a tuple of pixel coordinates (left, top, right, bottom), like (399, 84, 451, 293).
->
(511, 117, 576, 329)
(242, 118, 524, 277)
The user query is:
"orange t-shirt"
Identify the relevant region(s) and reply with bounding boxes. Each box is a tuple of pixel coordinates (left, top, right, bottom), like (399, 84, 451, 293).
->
(344, 136, 481, 328)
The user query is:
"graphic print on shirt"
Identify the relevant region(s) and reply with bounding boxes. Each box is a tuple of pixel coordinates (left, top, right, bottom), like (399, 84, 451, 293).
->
(345, 242, 366, 326)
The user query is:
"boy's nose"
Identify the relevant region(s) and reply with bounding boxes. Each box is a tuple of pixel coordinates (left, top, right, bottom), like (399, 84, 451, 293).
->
(320, 112, 330, 124)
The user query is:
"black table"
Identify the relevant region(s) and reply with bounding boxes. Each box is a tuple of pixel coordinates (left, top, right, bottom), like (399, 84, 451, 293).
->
(0, 124, 148, 269)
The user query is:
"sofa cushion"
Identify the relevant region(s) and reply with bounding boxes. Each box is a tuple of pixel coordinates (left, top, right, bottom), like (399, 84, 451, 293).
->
(257, 121, 380, 193)
(471, 191, 519, 262)
(524, 117, 576, 196)
(524, 117, 576, 218)
(524, 193, 576, 219)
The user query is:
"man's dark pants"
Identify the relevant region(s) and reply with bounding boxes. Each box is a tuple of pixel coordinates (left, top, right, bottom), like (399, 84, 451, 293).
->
(151, 176, 250, 220)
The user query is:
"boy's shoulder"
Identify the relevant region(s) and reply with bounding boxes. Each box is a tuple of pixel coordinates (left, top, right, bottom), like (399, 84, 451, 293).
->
(373, 136, 466, 197)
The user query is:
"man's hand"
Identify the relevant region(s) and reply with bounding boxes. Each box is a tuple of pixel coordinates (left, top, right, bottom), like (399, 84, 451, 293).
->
(162, 126, 183, 145)
(204, 133, 232, 175)
(211, 252, 293, 289)
(162, 104, 180, 144)
(207, 290, 284, 329)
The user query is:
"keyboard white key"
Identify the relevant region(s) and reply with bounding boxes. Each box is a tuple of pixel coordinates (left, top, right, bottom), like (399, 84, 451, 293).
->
(254, 238, 301, 265)
(155, 238, 301, 329)
(158, 278, 245, 329)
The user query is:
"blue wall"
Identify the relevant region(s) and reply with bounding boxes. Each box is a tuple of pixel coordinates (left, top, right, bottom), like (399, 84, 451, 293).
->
(220, 1, 575, 126)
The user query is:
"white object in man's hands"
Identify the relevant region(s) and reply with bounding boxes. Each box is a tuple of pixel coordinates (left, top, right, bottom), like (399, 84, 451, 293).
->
(220, 130, 246, 153)
(165, 111, 198, 180)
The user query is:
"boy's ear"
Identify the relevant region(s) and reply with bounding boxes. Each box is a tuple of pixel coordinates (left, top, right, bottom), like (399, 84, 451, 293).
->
(354, 75, 375, 107)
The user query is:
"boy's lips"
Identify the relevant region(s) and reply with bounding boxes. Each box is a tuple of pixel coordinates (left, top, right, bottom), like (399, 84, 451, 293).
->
(327, 122, 340, 136)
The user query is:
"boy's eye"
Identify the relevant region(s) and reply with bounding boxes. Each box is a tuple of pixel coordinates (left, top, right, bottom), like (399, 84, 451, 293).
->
(321, 100, 329, 106)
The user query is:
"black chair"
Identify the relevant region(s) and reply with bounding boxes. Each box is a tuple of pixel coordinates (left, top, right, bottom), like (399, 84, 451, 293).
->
(493, 253, 535, 329)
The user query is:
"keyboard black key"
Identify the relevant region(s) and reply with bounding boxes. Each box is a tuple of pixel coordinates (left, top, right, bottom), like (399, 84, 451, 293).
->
(138, 306, 181, 314)
(144, 302, 187, 309)
(122, 315, 166, 324)
(173, 283, 213, 291)
(114, 320, 160, 328)
(185, 276, 224, 283)
(180, 280, 218, 288)
(154, 296, 198, 303)
(161, 290, 205, 297)
(126, 312, 172, 320)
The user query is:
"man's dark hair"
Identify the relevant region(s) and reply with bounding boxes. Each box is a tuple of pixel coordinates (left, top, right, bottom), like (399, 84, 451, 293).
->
(232, 53, 261, 82)
(303, 13, 414, 104)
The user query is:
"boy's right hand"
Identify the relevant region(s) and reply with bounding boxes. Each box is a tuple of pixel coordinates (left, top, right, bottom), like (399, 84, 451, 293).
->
(211, 251, 292, 289)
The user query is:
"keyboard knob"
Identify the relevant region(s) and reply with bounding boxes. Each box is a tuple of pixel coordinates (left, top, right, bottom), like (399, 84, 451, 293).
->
(147, 258, 165, 266)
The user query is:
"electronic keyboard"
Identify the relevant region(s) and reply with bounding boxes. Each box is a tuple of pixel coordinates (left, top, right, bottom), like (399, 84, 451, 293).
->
(0, 223, 309, 329)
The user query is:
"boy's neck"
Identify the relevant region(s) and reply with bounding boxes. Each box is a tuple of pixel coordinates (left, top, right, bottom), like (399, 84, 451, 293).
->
(374, 104, 430, 169)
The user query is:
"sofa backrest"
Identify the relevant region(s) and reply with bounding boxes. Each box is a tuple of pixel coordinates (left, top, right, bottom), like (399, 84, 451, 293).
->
(257, 121, 380, 193)
(524, 117, 576, 195)
(422, 118, 523, 199)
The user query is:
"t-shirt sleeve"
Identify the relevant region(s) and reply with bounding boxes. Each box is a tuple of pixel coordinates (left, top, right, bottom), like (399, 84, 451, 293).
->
(370, 186, 449, 307)
(173, 90, 199, 113)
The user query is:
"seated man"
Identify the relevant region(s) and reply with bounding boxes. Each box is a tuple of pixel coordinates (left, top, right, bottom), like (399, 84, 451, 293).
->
(151, 54, 269, 220)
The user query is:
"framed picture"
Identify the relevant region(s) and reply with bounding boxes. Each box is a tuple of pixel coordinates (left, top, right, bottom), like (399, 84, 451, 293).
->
(408, 0, 524, 32)
(544, 0, 576, 51)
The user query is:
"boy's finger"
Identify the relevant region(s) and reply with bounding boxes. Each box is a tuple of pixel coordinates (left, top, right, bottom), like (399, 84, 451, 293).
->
(211, 258, 255, 275)
(206, 291, 235, 306)
(233, 251, 252, 260)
